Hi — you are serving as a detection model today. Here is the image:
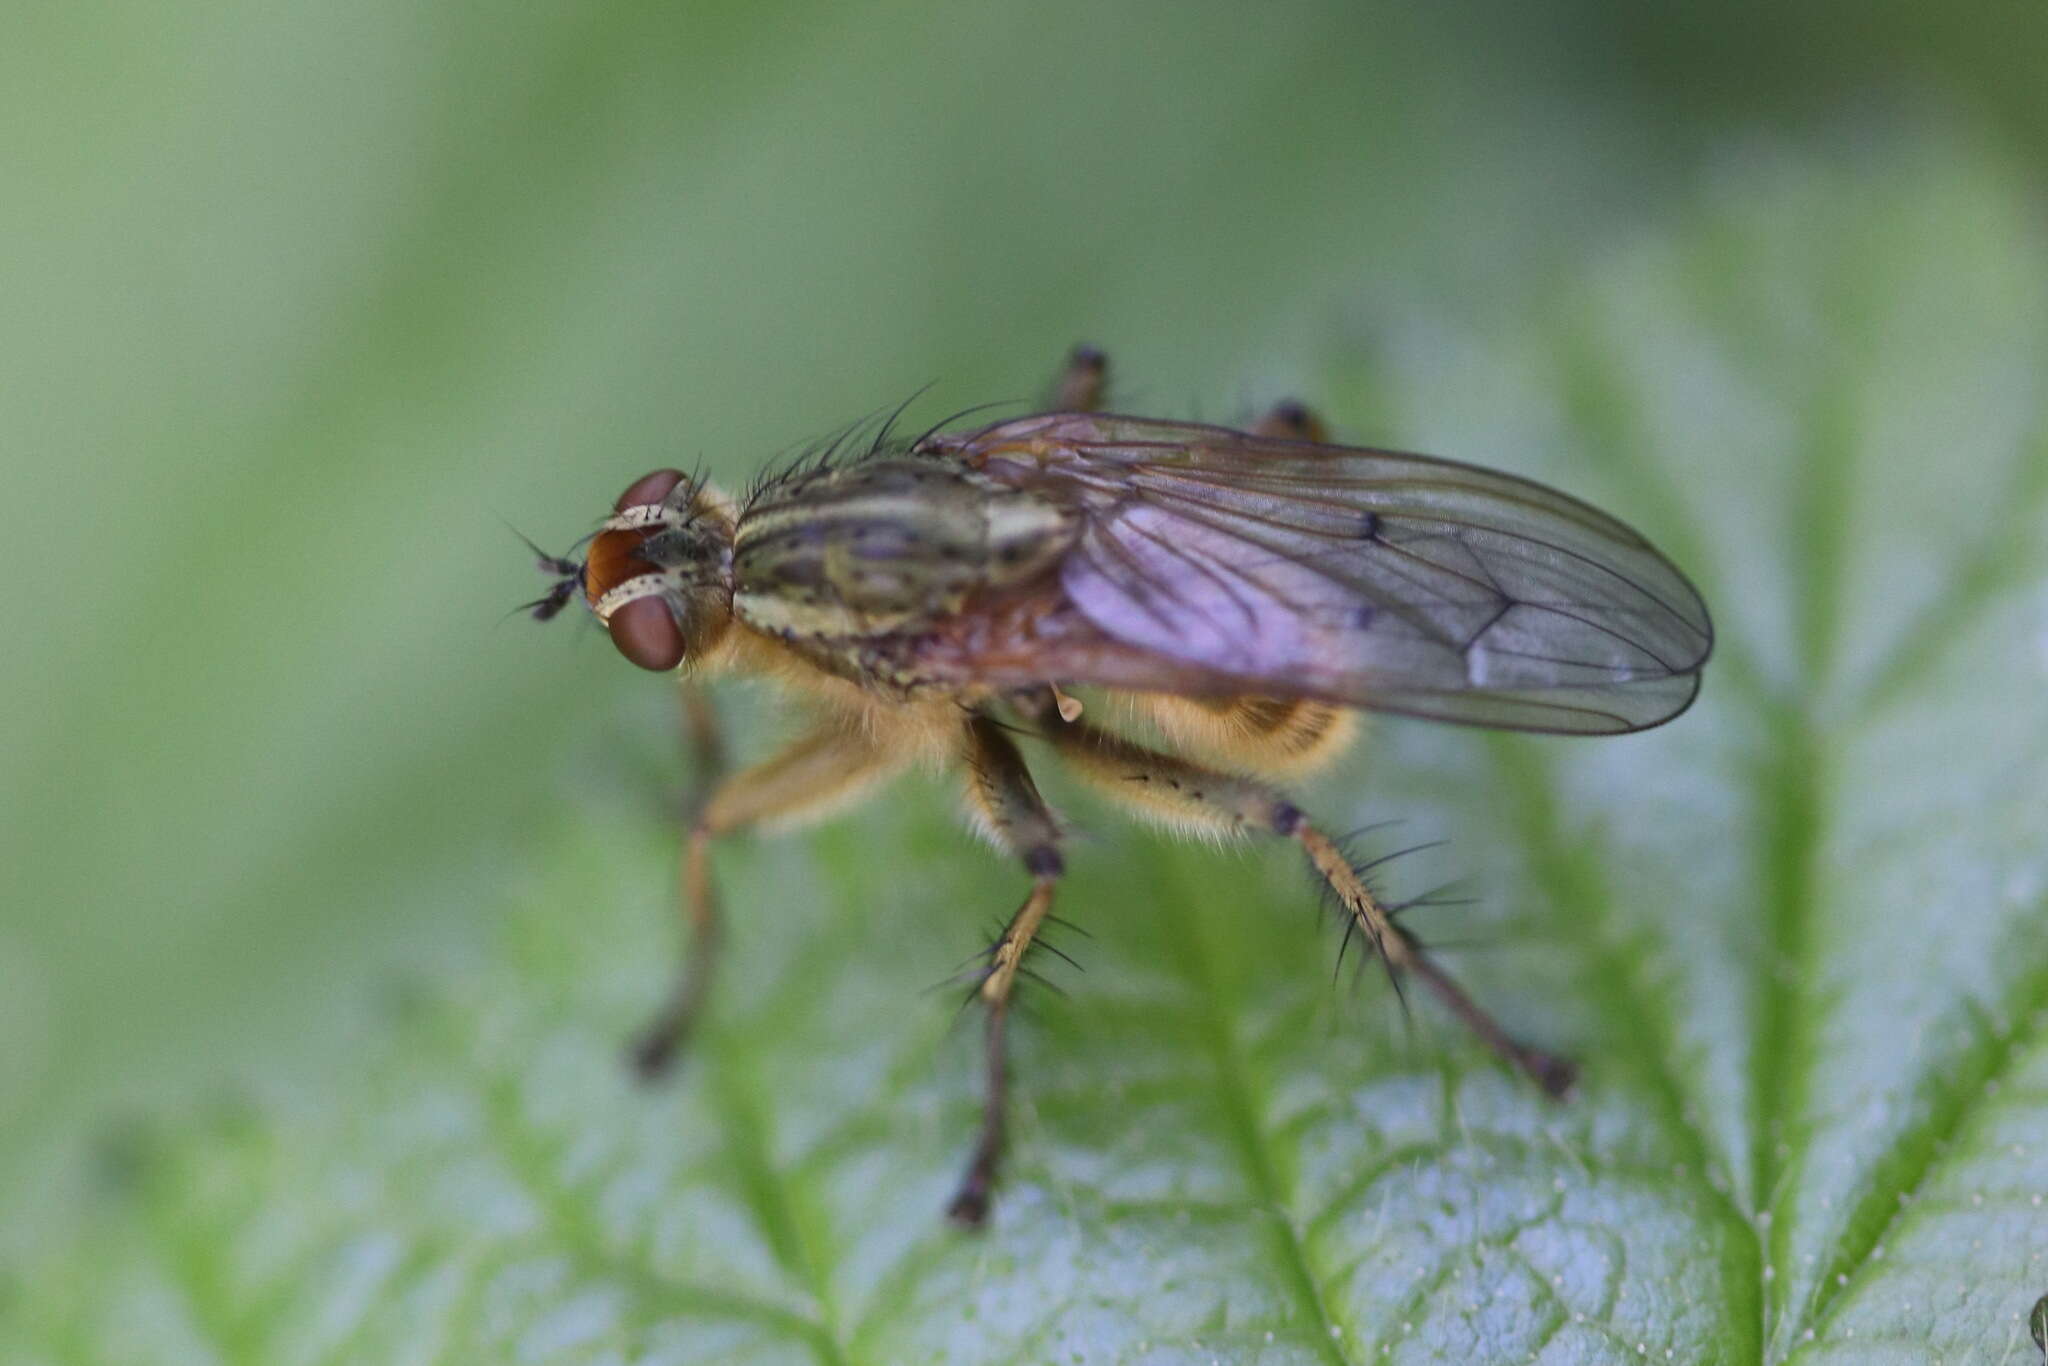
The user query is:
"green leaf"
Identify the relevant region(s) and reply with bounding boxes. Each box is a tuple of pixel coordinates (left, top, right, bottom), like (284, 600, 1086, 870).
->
(10, 138, 2048, 1365)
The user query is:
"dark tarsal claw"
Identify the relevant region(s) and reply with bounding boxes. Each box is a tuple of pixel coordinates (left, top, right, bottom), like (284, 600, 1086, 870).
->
(625, 1014, 690, 1082)
(1522, 1048, 1578, 1099)
(945, 1175, 993, 1228)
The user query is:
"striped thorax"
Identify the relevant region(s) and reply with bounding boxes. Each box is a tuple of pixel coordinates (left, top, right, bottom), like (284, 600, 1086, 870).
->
(732, 456, 1074, 647)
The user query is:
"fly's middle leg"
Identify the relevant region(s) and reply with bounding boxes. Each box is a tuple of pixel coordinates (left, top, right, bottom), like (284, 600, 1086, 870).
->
(1049, 343, 1109, 411)
(948, 713, 1066, 1226)
(1049, 340, 1326, 439)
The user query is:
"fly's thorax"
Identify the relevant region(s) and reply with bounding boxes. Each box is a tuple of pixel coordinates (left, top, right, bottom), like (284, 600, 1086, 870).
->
(731, 456, 1073, 642)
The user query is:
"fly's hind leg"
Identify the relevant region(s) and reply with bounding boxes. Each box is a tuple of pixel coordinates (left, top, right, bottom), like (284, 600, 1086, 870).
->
(948, 713, 1065, 1227)
(1137, 694, 1359, 778)
(1047, 344, 1327, 442)
(1041, 717, 1575, 1095)
(1251, 397, 1328, 442)
(629, 709, 908, 1078)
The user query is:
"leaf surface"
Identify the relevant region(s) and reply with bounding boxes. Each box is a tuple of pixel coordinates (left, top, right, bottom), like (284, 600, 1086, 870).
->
(10, 142, 2048, 1366)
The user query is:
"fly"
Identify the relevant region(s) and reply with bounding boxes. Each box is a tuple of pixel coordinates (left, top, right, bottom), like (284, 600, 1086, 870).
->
(525, 345, 1714, 1226)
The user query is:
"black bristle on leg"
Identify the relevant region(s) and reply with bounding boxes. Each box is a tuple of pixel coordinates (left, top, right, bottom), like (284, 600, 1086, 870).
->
(1305, 824, 1575, 1097)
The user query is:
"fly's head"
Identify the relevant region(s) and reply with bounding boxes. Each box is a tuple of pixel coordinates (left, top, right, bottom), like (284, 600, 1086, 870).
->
(528, 469, 735, 671)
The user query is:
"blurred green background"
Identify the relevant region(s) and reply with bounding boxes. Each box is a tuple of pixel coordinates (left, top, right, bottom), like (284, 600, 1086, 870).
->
(6, 0, 1646, 1146)
(6, 0, 2048, 1358)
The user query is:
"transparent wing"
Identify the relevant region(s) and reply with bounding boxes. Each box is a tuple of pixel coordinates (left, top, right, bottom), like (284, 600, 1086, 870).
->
(927, 412, 1713, 735)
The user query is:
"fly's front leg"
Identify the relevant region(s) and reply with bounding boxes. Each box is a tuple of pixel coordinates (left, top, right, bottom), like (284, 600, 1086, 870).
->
(628, 680, 730, 1077)
(629, 715, 907, 1078)
(1042, 719, 1575, 1096)
(948, 713, 1065, 1227)
(677, 678, 727, 821)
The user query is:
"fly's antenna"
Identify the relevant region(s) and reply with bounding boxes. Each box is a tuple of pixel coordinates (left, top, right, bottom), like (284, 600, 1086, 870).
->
(516, 580, 579, 622)
(500, 516, 581, 577)
(501, 517, 583, 622)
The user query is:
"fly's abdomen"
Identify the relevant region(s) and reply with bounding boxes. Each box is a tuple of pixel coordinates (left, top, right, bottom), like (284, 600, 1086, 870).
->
(732, 457, 1071, 643)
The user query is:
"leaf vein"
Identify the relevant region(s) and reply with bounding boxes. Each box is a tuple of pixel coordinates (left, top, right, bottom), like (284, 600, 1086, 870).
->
(1159, 846, 1357, 1366)
(1799, 953, 2048, 1339)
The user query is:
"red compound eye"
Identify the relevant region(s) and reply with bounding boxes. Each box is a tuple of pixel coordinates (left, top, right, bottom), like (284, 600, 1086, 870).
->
(581, 468, 689, 670)
(607, 595, 685, 671)
(616, 468, 684, 511)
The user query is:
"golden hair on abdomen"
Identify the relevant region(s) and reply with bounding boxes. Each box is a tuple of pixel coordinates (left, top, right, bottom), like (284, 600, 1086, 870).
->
(1131, 694, 1360, 777)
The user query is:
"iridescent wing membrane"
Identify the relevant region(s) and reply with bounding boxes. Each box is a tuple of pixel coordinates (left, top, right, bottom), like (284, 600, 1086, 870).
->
(928, 413, 1713, 735)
